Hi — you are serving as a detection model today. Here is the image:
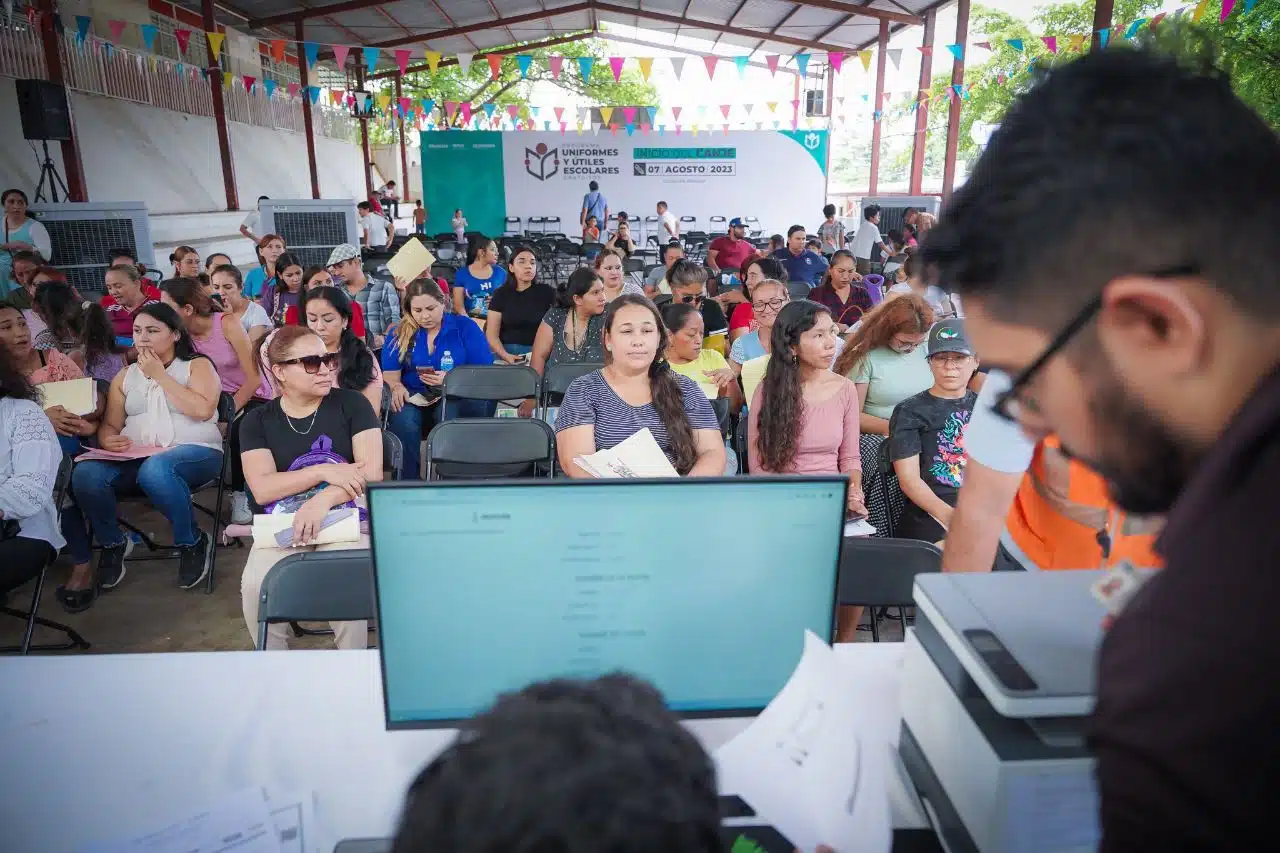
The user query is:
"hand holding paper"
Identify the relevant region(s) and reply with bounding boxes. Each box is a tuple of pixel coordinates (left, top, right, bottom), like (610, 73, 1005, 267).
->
(385, 237, 436, 283)
(572, 429, 679, 478)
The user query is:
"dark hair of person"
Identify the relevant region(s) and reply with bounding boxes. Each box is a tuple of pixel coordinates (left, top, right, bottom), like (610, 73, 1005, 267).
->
(133, 302, 208, 364)
(823, 203, 837, 218)
(757, 301, 833, 472)
(833, 293, 935, 378)
(656, 200, 667, 208)
(863, 204, 881, 221)
(921, 48, 1280, 327)
(256, 234, 285, 272)
(465, 234, 495, 266)
(902, 250, 921, 281)
(661, 301, 700, 335)
(0, 337, 39, 403)
(743, 256, 788, 291)
(589, 180, 599, 191)
(768, 233, 784, 246)
(161, 277, 219, 317)
(274, 252, 305, 290)
(886, 229, 906, 250)
(816, 249, 857, 291)
(786, 224, 805, 238)
(500, 245, 538, 289)
(603, 294, 699, 474)
(33, 281, 121, 367)
(358, 201, 372, 211)
(662, 241, 683, 264)
(212, 263, 244, 289)
(903, 206, 918, 218)
(107, 247, 136, 265)
(391, 674, 721, 853)
(299, 286, 375, 392)
(1, 188, 29, 207)
(616, 211, 628, 221)
(31, 265, 67, 285)
(205, 252, 231, 269)
(667, 258, 707, 291)
(557, 267, 601, 310)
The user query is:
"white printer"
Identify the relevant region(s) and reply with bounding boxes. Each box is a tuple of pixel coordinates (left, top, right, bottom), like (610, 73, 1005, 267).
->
(899, 570, 1110, 853)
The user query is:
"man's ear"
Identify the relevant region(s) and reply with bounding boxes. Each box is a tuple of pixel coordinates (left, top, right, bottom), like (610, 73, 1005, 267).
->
(1099, 276, 1206, 379)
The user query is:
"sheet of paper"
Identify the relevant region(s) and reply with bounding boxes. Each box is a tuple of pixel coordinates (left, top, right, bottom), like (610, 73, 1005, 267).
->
(844, 518, 877, 537)
(573, 428, 678, 478)
(268, 791, 317, 853)
(385, 237, 436, 282)
(79, 788, 283, 853)
(252, 511, 360, 547)
(714, 632, 892, 853)
(39, 377, 97, 416)
(407, 393, 437, 407)
(75, 444, 167, 463)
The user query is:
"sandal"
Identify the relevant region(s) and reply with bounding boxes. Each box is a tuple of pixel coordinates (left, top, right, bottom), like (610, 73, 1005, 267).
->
(56, 583, 98, 614)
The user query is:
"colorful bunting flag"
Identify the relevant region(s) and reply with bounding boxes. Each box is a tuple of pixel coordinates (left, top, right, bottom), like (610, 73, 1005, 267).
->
(483, 103, 496, 119)
(309, 87, 321, 104)
(637, 57, 653, 81)
(394, 49, 411, 76)
(355, 92, 369, 111)
(425, 51, 441, 73)
(456, 52, 473, 73)
(400, 97, 412, 113)
(516, 54, 532, 79)
(554, 106, 564, 122)
(1125, 19, 1146, 39)
(671, 106, 682, 121)
(445, 101, 458, 119)
(623, 107, 637, 123)
(646, 106, 658, 124)
(75, 16, 93, 46)
(917, 46, 933, 55)
(946, 44, 964, 61)
(765, 101, 777, 113)
(1097, 28, 1110, 48)
(207, 32, 225, 60)
(302, 42, 319, 68)
(1068, 33, 1086, 51)
(269, 39, 285, 63)
(827, 51, 844, 73)
(720, 104, 731, 119)
(793, 53, 809, 78)
(1220, 0, 1236, 22)
(1149, 12, 1167, 31)
(107, 19, 125, 43)
(484, 54, 501, 78)
(600, 106, 614, 124)
(733, 56, 749, 78)
(331, 89, 344, 106)
(670, 57, 685, 79)
(460, 102, 472, 123)
(1006, 39, 1024, 52)
(548, 55, 563, 79)
(264, 80, 277, 98)
(361, 46, 379, 71)
(377, 93, 391, 109)
(886, 49, 902, 70)
(577, 56, 594, 79)
(286, 82, 299, 98)
(858, 50, 872, 72)
(1041, 36, 1058, 53)
(1191, 0, 1209, 22)
(765, 55, 779, 76)
(332, 45, 351, 68)
(974, 41, 991, 51)
(703, 55, 718, 78)
(608, 56, 625, 82)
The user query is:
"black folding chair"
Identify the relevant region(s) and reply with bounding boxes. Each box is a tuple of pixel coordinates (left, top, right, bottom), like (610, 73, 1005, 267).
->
(425, 418, 556, 480)
(1, 454, 90, 654)
(442, 364, 539, 411)
(787, 280, 813, 300)
(503, 216, 522, 236)
(382, 430, 404, 481)
(538, 362, 602, 420)
(838, 537, 942, 642)
(256, 549, 377, 650)
(734, 415, 750, 474)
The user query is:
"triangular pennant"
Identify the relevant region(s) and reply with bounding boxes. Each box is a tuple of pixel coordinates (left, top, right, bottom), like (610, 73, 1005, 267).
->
(265, 79, 278, 98)
(793, 52, 810, 77)
(355, 92, 369, 110)
(425, 50, 441, 73)
(623, 107, 637, 123)
(287, 82, 299, 98)
(400, 97, 412, 113)
(886, 49, 902, 69)
(734, 56, 749, 78)
(827, 51, 844, 73)
(1006, 39, 1023, 52)
(456, 52, 473, 73)
(626, 124, 635, 136)
(946, 44, 964, 61)
(1041, 36, 1058, 53)
(721, 124, 728, 135)
(577, 56, 594, 79)
(719, 104, 731, 119)
(1191, 0, 1209, 23)
(1068, 33, 1086, 51)
(207, 32, 225, 59)
(561, 122, 568, 135)
(670, 57, 685, 79)
(103, 44, 114, 60)
(600, 106, 614, 124)
(516, 54, 532, 79)
(461, 102, 472, 123)
(308, 86, 321, 104)
(1096, 28, 1110, 49)
(394, 48, 411, 76)
(917, 46, 933, 55)
(637, 56, 653, 81)
(107, 19, 126, 43)
(421, 98, 435, 116)
(1149, 12, 1167, 31)
(765, 55, 779, 76)
(858, 50, 872, 72)
(486, 54, 502, 79)
(765, 101, 777, 113)
(675, 124, 681, 135)
(445, 101, 459, 119)
(332, 45, 351, 68)
(271, 39, 286, 63)
(548, 55, 563, 79)
(362, 47, 379, 71)
(330, 89, 344, 106)
(672, 106, 682, 121)
(507, 104, 520, 120)
(1244, 0, 1259, 12)
(531, 106, 541, 117)
(703, 55, 718, 78)
(646, 106, 658, 124)
(377, 93, 391, 109)
(552, 106, 563, 122)
(608, 56, 625, 82)
(1125, 19, 1147, 39)
(174, 27, 191, 54)
(302, 42, 319, 68)
(1220, 0, 1236, 21)
(483, 102, 496, 119)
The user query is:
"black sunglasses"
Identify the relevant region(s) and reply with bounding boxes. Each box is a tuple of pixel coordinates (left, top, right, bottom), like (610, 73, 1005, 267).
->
(678, 293, 705, 306)
(276, 352, 339, 374)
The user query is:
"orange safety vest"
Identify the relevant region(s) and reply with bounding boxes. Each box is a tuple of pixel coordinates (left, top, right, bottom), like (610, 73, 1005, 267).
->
(1003, 437, 1164, 570)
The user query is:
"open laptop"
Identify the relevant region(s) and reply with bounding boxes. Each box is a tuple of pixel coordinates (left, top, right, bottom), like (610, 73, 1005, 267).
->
(366, 476, 849, 729)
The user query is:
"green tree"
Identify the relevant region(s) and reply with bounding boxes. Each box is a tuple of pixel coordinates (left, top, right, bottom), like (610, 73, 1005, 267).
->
(368, 34, 657, 142)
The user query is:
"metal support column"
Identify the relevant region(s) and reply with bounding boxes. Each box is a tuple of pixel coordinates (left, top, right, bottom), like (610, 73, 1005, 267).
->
(202, 0, 238, 210)
(296, 19, 321, 199)
(394, 72, 409, 208)
(908, 9, 937, 195)
(868, 20, 889, 195)
(941, 0, 970, 202)
(356, 57, 373, 201)
(36, 0, 86, 201)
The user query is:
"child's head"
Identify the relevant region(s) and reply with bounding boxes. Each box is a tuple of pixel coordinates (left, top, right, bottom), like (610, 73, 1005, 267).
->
(586, 215, 598, 228)
(455, 209, 462, 217)
(926, 318, 978, 393)
(887, 229, 906, 253)
(823, 203, 836, 220)
(416, 200, 423, 208)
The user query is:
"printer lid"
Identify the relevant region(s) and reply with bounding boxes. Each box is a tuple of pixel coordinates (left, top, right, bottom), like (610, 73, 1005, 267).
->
(913, 571, 1108, 718)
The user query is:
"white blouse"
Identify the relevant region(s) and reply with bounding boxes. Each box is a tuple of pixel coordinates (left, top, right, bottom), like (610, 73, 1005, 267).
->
(120, 358, 222, 451)
(0, 398, 65, 550)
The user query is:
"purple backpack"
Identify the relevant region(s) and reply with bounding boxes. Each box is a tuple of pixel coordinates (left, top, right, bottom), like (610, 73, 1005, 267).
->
(264, 434, 367, 521)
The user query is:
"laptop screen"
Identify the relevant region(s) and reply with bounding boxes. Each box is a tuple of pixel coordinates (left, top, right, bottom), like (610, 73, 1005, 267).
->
(368, 477, 847, 728)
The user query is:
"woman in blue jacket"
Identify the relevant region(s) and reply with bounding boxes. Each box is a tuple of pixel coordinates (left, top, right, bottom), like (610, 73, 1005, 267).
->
(381, 280, 495, 479)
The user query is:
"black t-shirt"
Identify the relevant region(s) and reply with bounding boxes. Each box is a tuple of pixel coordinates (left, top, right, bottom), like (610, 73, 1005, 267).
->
(239, 389, 381, 512)
(887, 388, 977, 503)
(488, 282, 556, 347)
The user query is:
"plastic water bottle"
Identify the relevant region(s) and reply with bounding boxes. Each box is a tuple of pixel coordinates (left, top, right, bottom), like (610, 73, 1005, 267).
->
(440, 350, 454, 373)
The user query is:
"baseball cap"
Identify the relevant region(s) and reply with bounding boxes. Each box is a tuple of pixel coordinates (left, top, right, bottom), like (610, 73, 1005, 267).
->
(326, 243, 361, 267)
(927, 318, 974, 358)
(729, 217, 745, 227)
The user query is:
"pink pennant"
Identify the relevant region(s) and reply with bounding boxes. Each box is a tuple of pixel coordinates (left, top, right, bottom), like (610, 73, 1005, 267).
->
(765, 55, 779, 76)
(623, 107, 637, 123)
(399, 97, 411, 113)
(720, 104, 731, 119)
(174, 29, 192, 54)
(287, 82, 300, 98)
(722, 124, 729, 134)
(672, 106, 682, 121)
(445, 101, 459, 119)
(554, 106, 565, 122)
(917, 46, 932, 55)
(703, 55, 718, 78)
(461, 102, 472, 123)
(548, 55, 563, 79)
(641, 124, 650, 134)
(827, 51, 844, 73)
(608, 56, 625, 82)
(974, 41, 991, 50)
(1221, 0, 1236, 21)
(107, 20, 126, 43)
(675, 125, 682, 136)
(332, 45, 351, 68)
(395, 49, 411, 76)
(506, 104, 520, 120)
(1041, 36, 1058, 53)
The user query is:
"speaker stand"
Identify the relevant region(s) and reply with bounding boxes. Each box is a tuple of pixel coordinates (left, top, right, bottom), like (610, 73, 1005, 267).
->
(34, 140, 69, 204)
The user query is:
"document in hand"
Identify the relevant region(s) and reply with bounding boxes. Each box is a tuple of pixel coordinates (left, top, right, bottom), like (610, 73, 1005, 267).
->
(253, 508, 361, 548)
(385, 237, 437, 282)
(39, 377, 97, 416)
(714, 632, 893, 853)
(572, 428, 678, 478)
(75, 445, 166, 462)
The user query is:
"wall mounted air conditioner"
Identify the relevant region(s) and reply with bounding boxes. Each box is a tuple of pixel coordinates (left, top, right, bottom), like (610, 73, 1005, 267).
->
(858, 195, 941, 236)
(260, 199, 359, 271)
(29, 201, 154, 295)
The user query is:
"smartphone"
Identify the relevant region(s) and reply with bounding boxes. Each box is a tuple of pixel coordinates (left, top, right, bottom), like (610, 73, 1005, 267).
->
(512, 353, 530, 365)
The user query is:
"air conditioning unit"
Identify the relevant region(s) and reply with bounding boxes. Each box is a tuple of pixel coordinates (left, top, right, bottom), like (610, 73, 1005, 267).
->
(859, 195, 941, 236)
(260, 199, 359, 271)
(28, 201, 154, 295)
(804, 89, 827, 117)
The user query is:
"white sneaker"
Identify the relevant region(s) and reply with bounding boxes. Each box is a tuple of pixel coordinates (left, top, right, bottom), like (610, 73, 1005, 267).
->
(230, 491, 252, 525)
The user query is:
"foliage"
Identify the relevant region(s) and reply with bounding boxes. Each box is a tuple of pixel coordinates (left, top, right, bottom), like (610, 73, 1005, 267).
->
(368, 34, 658, 143)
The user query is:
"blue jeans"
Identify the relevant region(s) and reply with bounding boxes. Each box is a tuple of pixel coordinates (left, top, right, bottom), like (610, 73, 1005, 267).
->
(386, 398, 495, 479)
(63, 445, 224, 563)
(57, 434, 83, 456)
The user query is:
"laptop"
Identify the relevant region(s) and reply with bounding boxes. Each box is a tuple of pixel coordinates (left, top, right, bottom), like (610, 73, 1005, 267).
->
(366, 476, 849, 729)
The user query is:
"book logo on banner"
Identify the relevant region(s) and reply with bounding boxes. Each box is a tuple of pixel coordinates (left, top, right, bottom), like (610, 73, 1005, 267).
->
(803, 133, 822, 151)
(524, 142, 560, 181)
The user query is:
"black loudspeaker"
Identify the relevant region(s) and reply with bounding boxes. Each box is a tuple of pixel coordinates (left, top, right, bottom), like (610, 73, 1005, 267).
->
(15, 79, 72, 141)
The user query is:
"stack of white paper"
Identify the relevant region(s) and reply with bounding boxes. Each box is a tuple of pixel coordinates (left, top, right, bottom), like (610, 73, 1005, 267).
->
(39, 377, 97, 416)
(572, 428, 678, 478)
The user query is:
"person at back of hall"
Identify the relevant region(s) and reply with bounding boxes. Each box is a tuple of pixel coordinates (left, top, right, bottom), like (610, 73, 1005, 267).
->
(31, 280, 125, 384)
(358, 201, 393, 251)
(851, 205, 888, 276)
(581, 179, 609, 233)
(772, 225, 828, 287)
(888, 318, 979, 544)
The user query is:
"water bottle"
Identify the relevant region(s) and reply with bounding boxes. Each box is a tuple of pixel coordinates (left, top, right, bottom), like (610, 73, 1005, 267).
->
(440, 350, 454, 373)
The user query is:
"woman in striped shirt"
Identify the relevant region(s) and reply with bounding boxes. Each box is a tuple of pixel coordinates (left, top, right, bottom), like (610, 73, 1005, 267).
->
(556, 294, 724, 477)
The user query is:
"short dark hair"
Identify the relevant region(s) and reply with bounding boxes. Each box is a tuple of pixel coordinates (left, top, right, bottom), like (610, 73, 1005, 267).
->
(787, 224, 805, 238)
(863, 204, 881, 221)
(385, 180, 396, 186)
(662, 241, 683, 263)
(11, 249, 43, 266)
(258, 195, 269, 202)
(823, 203, 836, 218)
(656, 201, 667, 209)
(589, 180, 599, 191)
(922, 48, 1280, 327)
(616, 210, 629, 221)
(357, 201, 372, 211)
(108, 247, 137, 265)
(391, 675, 720, 853)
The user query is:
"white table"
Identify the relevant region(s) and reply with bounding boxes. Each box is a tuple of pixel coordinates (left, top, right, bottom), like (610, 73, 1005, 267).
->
(0, 645, 927, 852)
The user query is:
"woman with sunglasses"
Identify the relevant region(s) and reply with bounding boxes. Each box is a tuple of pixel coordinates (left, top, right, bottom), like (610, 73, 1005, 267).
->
(238, 325, 382, 650)
(57, 304, 223, 611)
(660, 260, 729, 356)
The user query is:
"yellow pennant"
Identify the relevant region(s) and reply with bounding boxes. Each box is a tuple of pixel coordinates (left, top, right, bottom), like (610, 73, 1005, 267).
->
(1191, 0, 1209, 22)
(859, 50, 873, 72)
(1068, 33, 1086, 51)
(377, 93, 391, 109)
(576, 122, 583, 136)
(637, 57, 653, 81)
(600, 106, 614, 124)
(207, 32, 225, 60)
(765, 101, 778, 113)
(222, 71, 233, 90)
(691, 124, 699, 136)
(425, 50, 441, 73)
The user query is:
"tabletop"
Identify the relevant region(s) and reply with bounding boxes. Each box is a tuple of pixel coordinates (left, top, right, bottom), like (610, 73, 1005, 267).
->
(0, 644, 926, 852)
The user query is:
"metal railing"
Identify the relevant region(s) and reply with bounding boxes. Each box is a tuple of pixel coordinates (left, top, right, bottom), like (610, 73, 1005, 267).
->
(0, 19, 356, 144)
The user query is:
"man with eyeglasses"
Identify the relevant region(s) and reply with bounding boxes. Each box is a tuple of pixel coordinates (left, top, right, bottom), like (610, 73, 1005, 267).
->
(921, 49, 1280, 852)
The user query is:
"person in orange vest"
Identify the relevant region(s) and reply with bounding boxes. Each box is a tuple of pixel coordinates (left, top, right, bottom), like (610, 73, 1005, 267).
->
(943, 369, 1163, 572)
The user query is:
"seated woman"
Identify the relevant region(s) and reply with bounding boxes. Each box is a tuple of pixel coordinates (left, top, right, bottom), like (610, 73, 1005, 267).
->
(0, 346, 66, 616)
(57, 304, 223, 611)
(747, 300, 866, 641)
(833, 294, 935, 439)
(170, 245, 201, 279)
(161, 278, 263, 412)
(451, 235, 507, 318)
(485, 245, 556, 364)
(604, 220, 637, 258)
(301, 286, 383, 415)
(19, 265, 67, 340)
(888, 319, 979, 545)
(556, 294, 725, 477)
(31, 281, 125, 383)
(596, 248, 644, 304)
(261, 252, 305, 327)
(209, 264, 273, 348)
(382, 280, 493, 479)
(238, 325, 382, 650)
(282, 266, 367, 338)
(806, 250, 872, 334)
(661, 302, 741, 410)
(101, 263, 161, 348)
(530, 267, 607, 375)
(0, 303, 98, 456)
(728, 257, 789, 344)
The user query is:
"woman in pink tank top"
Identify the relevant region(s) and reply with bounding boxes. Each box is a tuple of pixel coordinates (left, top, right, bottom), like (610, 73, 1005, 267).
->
(160, 278, 265, 411)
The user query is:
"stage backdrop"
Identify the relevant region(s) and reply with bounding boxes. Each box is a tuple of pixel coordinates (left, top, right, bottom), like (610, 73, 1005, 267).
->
(420, 130, 829, 242)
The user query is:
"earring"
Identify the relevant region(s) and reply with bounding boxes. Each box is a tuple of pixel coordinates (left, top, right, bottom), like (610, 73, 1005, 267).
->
(606, 344, 613, 352)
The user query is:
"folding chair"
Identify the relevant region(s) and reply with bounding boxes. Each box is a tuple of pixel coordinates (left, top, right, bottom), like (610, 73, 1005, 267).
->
(708, 215, 727, 234)
(256, 549, 377, 650)
(581, 241, 605, 261)
(786, 280, 813, 301)
(623, 256, 644, 275)
(837, 538, 942, 642)
(680, 215, 698, 232)
(503, 216, 522, 237)
(538, 362, 602, 420)
(744, 216, 761, 237)
(734, 415, 750, 474)
(544, 216, 562, 234)
(383, 430, 404, 481)
(442, 364, 540, 412)
(1, 454, 90, 654)
(425, 418, 556, 480)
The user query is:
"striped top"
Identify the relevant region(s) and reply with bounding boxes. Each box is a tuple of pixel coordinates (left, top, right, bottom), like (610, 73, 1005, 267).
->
(555, 369, 720, 465)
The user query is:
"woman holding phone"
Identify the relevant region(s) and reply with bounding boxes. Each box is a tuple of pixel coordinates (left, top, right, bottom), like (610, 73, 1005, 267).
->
(485, 245, 555, 364)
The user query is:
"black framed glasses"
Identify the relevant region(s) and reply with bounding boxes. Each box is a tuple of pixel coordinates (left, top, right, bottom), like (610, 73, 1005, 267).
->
(277, 352, 339, 374)
(753, 297, 786, 313)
